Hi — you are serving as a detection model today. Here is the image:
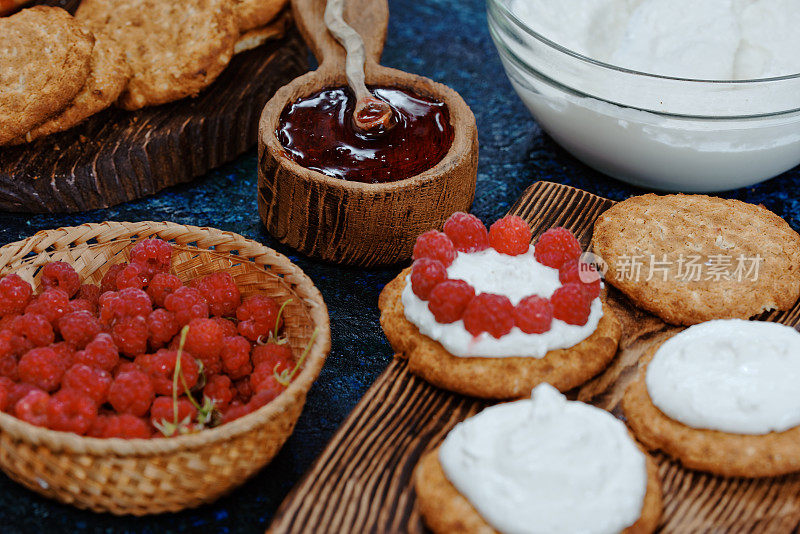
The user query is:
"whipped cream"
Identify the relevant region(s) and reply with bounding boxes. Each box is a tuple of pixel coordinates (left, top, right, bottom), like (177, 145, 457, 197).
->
(646, 320, 800, 435)
(401, 247, 603, 358)
(510, 0, 800, 80)
(440, 384, 648, 534)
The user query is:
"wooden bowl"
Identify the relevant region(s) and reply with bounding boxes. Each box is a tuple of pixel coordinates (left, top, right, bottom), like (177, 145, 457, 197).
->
(258, 0, 478, 267)
(0, 221, 331, 515)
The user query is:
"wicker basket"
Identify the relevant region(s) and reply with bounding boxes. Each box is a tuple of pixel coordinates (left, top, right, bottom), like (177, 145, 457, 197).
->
(0, 221, 331, 515)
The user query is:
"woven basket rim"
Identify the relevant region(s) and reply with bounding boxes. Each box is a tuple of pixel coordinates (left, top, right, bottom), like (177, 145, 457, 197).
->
(0, 221, 331, 456)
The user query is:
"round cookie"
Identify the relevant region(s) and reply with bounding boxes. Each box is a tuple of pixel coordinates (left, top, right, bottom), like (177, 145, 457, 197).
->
(593, 194, 800, 326)
(0, 6, 94, 145)
(75, 0, 239, 111)
(378, 269, 622, 400)
(414, 445, 662, 534)
(11, 34, 130, 144)
(622, 342, 800, 478)
(234, 11, 291, 55)
(233, 0, 288, 32)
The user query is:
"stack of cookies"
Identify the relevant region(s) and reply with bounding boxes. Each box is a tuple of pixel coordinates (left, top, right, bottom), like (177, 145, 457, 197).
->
(0, 0, 290, 146)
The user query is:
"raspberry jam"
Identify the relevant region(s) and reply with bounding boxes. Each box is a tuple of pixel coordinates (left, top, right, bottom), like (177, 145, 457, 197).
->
(277, 86, 454, 183)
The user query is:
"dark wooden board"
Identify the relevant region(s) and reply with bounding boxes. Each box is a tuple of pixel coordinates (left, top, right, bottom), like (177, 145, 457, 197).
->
(0, 0, 307, 213)
(268, 181, 800, 533)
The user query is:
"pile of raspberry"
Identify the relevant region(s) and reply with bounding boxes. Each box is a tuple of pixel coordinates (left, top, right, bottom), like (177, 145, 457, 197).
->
(411, 212, 601, 338)
(0, 237, 297, 439)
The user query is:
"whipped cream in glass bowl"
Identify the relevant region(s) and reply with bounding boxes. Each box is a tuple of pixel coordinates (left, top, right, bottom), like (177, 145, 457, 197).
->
(488, 0, 800, 192)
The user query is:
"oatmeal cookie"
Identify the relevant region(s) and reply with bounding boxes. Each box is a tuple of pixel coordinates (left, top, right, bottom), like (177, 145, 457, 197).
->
(234, 10, 291, 54)
(233, 0, 288, 32)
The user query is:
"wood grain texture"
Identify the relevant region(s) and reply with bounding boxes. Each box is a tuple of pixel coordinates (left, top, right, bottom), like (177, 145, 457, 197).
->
(257, 0, 478, 267)
(0, 0, 307, 213)
(269, 181, 800, 533)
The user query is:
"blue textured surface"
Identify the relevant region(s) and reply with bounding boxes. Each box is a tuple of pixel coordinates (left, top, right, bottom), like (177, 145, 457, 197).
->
(1, 0, 799, 531)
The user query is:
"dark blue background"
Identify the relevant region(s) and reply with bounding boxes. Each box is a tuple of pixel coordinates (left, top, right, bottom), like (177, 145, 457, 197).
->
(1, 0, 798, 531)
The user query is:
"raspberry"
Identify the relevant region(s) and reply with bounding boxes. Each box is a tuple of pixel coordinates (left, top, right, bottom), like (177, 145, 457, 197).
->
(0, 351, 17, 381)
(488, 215, 531, 256)
(164, 286, 209, 327)
(41, 261, 80, 298)
(0, 377, 11, 412)
(251, 343, 292, 372)
(46, 389, 97, 435)
(74, 333, 119, 372)
(76, 284, 101, 311)
(146, 273, 182, 308)
(211, 317, 238, 337)
(427, 280, 475, 323)
(63, 364, 112, 405)
(130, 238, 172, 278)
(204, 374, 234, 411)
(12, 313, 54, 347)
(150, 396, 197, 431)
(8, 383, 41, 409)
(25, 288, 69, 327)
(444, 212, 489, 253)
(559, 260, 601, 300)
(100, 263, 127, 294)
(514, 296, 553, 334)
(236, 296, 281, 342)
(185, 318, 224, 361)
(551, 283, 592, 326)
(65, 299, 94, 315)
(222, 401, 252, 424)
(15, 389, 50, 427)
(250, 362, 287, 399)
(112, 315, 149, 357)
(410, 258, 448, 300)
(233, 378, 252, 402)
(462, 293, 515, 338)
(58, 311, 102, 349)
(137, 349, 199, 396)
(18, 347, 65, 391)
(93, 414, 151, 439)
(114, 361, 140, 377)
(534, 227, 582, 269)
(194, 272, 242, 317)
(108, 370, 155, 416)
(0, 274, 33, 316)
(146, 309, 179, 350)
(0, 314, 18, 331)
(220, 336, 251, 376)
(51, 341, 76, 370)
(99, 287, 153, 327)
(412, 230, 457, 267)
(115, 263, 149, 290)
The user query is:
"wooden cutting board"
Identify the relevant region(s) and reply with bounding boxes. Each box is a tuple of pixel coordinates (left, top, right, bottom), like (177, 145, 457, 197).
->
(268, 181, 800, 533)
(0, 0, 307, 213)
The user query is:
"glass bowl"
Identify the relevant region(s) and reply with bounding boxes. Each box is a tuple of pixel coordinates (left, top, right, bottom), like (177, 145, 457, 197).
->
(487, 0, 800, 192)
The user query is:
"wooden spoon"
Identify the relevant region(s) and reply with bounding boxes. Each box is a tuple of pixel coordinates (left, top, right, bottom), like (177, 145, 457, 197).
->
(258, 0, 478, 267)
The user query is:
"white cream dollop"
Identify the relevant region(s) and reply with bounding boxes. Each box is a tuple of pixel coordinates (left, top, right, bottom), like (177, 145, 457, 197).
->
(401, 246, 603, 358)
(646, 319, 800, 435)
(440, 384, 648, 534)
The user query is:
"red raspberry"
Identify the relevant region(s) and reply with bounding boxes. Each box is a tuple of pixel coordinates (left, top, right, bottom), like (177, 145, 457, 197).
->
(488, 215, 531, 256)
(194, 272, 242, 317)
(63, 364, 112, 405)
(220, 336, 251, 376)
(427, 280, 476, 323)
(410, 258, 448, 300)
(444, 212, 489, 253)
(534, 227, 582, 269)
(58, 311, 102, 349)
(15, 389, 50, 427)
(222, 401, 252, 423)
(0, 314, 17, 332)
(236, 296, 281, 342)
(164, 286, 209, 327)
(146, 309, 179, 350)
(250, 362, 287, 398)
(46, 389, 97, 435)
(108, 370, 155, 416)
(130, 238, 172, 278)
(76, 284, 101, 312)
(514, 296, 553, 334)
(0, 274, 33, 316)
(150, 396, 197, 431)
(462, 293, 515, 338)
(99, 287, 152, 328)
(115, 263, 149, 290)
(184, 318, 224, 361)
(113, 361, 140, 377)
(25, 288, 69, 327)
(251, 343, 293, 372)
(412, 230, 457, 267)
(13, 313, 55, 348)
(93, 414, 151, 439)
(51, 341, 76, 370)
(41, 261, 80, 298)
(137, 349, 199, 396)
(8, 383, 41, 409)
(233, 377, 252, 402)
(74, 333, 119, 372)
(0, 377, 11, 412)
(146, 273, 182, 308)
(100, 263, 127, 294)
(550, 283, 592, 326)
(0, 351, 17, 381)
(65, 299, 94, 315)
(18, 347, 65, 392)
(559, 260, 601, 300)
(211, 317, 238, 337)
(204, 374, 234, 411)
(112, 315, 149, 357)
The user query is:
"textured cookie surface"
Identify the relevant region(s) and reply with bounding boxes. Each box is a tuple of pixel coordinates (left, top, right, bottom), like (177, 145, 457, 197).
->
(234, 11, 291, 55)
(233, 0, 288, 32)
(0, 6, 94, 144)
(593, 194, 800, 326)
(76, 0, 238, 111)
(414, 445, 662, 534)
(378, 269, 622, 400)
(622, 342, 800, 478)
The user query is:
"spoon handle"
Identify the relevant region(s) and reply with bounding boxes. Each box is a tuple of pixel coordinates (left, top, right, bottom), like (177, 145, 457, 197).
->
(324, 0, 371, 101)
